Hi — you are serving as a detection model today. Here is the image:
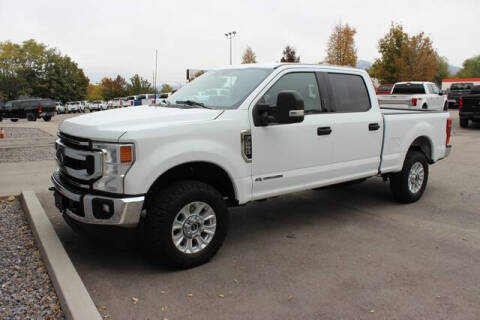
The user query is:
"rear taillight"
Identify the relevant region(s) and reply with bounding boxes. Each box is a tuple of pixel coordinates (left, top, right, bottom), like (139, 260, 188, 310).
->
(411, 98, 418, 106)
(459, 97, 463, 109)
(152, 99, 155, 104)
(38, 106, 42, 113)
(446, 117, 452, 145)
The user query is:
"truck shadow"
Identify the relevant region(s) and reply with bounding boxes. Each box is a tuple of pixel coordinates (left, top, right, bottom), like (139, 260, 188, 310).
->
(51, 178, 394, 273)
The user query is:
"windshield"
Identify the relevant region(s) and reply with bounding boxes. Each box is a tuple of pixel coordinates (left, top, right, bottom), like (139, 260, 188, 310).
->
(166, 68, 273, 109)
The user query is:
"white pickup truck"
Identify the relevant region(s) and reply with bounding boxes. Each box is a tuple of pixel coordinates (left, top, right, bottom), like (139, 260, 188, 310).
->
(52, 64, 452, 269)
(378, 82, 448, 111)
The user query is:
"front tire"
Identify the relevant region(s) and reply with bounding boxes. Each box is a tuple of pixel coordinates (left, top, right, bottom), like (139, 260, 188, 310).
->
(460, 118, 469, 128)
(144, 180, 228, 269)
(390, 151, 429, 203)
(10, 119, 18, 122)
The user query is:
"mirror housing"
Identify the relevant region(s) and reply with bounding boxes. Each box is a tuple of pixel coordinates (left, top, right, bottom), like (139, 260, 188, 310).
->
(253, 90, 305, 126)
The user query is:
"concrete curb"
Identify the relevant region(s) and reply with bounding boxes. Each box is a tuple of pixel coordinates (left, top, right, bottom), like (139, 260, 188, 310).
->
(20, 191, 101, 320)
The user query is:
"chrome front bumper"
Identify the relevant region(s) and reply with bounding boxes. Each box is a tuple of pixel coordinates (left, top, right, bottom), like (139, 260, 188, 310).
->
(52, 173, 144, 227)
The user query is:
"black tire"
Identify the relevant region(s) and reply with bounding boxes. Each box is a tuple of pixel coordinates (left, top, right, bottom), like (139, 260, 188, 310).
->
(460, 118, 469, 128)
(422, 104, 428, 110)
(443, 102, 448, 111)
(144, 180, 228, 269)
(43, 116, 52, 121)
(10, 119, 18, 122)
(390, 151, 429, 203)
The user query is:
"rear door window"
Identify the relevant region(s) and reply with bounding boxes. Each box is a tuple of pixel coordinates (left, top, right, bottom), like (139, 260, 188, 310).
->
(327, 73, 371, 112)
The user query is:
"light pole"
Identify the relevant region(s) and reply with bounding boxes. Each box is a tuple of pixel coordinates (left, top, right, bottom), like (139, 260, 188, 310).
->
(224, 31, 236, 65)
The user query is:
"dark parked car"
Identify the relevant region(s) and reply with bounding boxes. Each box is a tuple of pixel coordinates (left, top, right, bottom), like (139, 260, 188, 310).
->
(0, 98, 56, 122)
(447, 82, 474, 108)
(459, 85, 480, 128)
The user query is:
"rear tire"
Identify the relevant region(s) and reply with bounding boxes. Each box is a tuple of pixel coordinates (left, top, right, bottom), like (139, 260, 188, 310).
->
(460, 118, 469, 128)
(422, 104, 428, 109)
(144, 180, 228, 269)
(443, 102, 448, 111)
(10, 119, 18, 122)
(42, 116, 52, 121)
(390, 151, 429, 203)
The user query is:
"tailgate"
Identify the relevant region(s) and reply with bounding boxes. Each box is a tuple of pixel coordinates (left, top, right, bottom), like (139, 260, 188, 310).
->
(378, 95, 412, 106)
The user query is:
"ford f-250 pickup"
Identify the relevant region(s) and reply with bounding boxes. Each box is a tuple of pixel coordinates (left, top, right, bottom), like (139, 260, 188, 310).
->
(51, 64, 452, 269)
(378, 81, 448, 111)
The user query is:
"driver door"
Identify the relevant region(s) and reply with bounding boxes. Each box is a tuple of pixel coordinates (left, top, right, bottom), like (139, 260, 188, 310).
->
(249, 71, 334, 200)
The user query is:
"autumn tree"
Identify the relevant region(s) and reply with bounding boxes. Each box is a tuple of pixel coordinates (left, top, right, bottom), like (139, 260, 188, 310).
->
(370, 23, 438, 83)
(100, 75, 128, 100)
(86, 83, 103, 101)
(280, 45, 300, 63)
(456, 55, 480, 78)
(160, 83, 173, 93)
(241, 46, 257, 64)
(325, 23, 358, 67)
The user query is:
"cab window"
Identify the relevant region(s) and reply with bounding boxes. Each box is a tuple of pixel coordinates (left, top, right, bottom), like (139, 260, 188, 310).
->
(259, 72, 322, 114)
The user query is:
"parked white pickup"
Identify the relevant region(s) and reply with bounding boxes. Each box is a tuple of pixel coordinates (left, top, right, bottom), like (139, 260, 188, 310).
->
(52, 64, 452, 269)
(378, 82, 448, 111)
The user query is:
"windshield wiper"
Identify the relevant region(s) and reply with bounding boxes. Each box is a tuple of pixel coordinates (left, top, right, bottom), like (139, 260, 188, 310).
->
(175, 100, 211, 109)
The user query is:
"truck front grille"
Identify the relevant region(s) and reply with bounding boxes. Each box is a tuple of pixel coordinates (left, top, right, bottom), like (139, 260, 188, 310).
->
(55, 133, 103, 185)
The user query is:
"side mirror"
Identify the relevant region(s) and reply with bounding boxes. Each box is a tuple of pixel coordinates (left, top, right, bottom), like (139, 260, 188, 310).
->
(253, 90, 305, 126)
(438, 91, 444, 96)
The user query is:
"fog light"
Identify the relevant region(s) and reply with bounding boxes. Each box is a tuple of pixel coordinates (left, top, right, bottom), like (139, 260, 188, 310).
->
(92, 198, 114, 219)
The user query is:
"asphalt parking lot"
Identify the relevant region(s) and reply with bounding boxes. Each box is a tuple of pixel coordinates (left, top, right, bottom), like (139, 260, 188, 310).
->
(2, 110, 480, 319)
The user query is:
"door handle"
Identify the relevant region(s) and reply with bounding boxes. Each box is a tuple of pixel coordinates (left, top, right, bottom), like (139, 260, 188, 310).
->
(317, 127, 332, 136)
(369, 123, 380, 131)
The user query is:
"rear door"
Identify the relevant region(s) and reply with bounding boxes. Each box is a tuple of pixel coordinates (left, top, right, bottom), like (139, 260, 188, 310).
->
(324, 72, 383, 179)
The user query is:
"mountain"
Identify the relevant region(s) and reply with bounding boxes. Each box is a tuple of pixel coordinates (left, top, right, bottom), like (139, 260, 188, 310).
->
(448, 65, 461, 76)
(356, 60, 372, 70)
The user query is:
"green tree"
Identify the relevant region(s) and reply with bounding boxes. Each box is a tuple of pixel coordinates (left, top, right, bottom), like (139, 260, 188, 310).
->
(280, 45, 300, 63)
(0, 39, 89, 101)
(160, 84, 173, 93)
(370, 24, 438, 83)
(127, 74, 153, 95)
(456, 55, 480, 78)
(241, 46, 257, 64)
(325, 23, 358, 67)
(433, 55, 451, 86)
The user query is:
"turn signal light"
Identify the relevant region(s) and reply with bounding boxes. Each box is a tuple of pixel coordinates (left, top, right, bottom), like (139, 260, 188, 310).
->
(120, 146, 133, 163)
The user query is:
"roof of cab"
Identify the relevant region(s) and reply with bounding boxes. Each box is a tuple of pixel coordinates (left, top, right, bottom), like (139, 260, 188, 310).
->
(214, 63, 366, 73)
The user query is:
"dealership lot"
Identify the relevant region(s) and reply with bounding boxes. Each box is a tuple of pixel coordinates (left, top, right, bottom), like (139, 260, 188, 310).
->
(1, 111, 480, 319)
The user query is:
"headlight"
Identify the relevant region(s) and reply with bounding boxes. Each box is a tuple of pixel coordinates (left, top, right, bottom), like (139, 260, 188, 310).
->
(92, 142, 134, 194)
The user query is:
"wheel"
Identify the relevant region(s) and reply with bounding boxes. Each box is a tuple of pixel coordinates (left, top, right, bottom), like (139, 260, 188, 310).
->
(390, 150, 429, 203)
(10, 119, 18, 122)
(443, 102, 448, 111)
(144, 180, 228, 269)
(422, 104, 428, 109)
(42, 116, 52, 121)
(460, 118, 469, 128)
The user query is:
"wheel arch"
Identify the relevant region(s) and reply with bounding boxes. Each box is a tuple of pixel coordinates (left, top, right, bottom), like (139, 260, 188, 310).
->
(145, 161, 238, 207)
(408, 136, 433, 163)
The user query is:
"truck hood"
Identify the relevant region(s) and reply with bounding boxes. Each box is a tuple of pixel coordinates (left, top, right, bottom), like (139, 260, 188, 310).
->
(59, 106, 223, 140)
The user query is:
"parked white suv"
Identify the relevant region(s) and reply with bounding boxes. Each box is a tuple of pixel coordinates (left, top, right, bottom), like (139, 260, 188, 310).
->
(52, 64, 452, 269)
(65, 101, 80, 113)
(378, 82, 447, 111)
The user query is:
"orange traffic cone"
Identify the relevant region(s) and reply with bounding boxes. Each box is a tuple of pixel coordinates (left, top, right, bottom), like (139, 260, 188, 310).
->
(0, 128, 5, 139)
